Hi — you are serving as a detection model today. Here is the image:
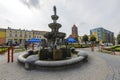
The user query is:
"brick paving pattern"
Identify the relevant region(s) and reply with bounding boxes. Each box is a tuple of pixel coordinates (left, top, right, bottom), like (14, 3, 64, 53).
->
(0, 48, 120, 80)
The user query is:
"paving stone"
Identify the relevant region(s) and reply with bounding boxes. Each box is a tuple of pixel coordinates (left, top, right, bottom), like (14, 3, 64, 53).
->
(1, 48, 119, 80)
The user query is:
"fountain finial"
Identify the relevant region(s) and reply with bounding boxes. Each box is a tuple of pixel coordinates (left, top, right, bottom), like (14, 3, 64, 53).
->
(53, 5, 57, 15)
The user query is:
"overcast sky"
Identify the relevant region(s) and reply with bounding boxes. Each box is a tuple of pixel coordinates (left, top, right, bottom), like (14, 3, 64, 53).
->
(0, 0, 120, 37)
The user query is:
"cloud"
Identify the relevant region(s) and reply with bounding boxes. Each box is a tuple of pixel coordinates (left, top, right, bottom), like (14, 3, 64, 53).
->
(0, 0, 120, 37)
(20, 0, 40, 9)
(5, 19, 12, 24)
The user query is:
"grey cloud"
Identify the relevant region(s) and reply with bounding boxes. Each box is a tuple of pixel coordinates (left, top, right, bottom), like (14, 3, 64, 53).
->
(20, 0, 40, 9)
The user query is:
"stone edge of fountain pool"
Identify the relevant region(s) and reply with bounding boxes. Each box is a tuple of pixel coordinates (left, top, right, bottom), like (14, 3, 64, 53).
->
(17, 50, 88, 69)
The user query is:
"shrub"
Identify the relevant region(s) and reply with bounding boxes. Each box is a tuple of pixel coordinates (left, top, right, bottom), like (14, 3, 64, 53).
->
(69, 43, 90, 48)
(115, 47, 120, 51)
(111, 45, 120, 49)
(80, 44, 90, 48)
(111, 46, 117, 49)
(111, 45, 120, 51)
(0, 48, 8, 54)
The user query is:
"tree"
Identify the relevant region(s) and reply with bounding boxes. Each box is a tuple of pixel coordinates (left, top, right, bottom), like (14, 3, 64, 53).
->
(90, 35, 96, 44)
(117, 32, 120, 44)
(82, 34, 88, 44)
(73, 37, 78, 42)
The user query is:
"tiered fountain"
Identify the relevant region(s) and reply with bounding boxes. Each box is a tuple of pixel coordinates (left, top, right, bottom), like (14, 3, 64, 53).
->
(18, 6, 88, 69)
(40, 6, 70, 60)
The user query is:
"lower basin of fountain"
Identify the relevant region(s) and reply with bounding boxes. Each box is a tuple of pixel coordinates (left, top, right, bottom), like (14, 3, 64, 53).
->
(17, 49, 88, 69)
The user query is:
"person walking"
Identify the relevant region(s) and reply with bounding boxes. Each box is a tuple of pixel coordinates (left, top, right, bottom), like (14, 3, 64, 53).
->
(24, 41, 28, 50)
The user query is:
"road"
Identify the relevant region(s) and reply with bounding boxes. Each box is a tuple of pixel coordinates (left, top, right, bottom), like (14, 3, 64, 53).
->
(0, 48, 120, 80)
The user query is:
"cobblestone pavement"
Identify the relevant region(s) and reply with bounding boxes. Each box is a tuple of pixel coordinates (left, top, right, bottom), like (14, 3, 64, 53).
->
(82, 48, 120, 80)
(96, 52, 120, 80)
(0, 48, 111, 80)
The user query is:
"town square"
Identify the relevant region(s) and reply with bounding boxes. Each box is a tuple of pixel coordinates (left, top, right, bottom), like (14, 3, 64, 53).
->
(0, 0, 120, 80)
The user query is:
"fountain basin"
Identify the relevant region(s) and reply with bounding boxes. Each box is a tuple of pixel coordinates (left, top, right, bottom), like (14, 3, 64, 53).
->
(17, 50, 88, 69)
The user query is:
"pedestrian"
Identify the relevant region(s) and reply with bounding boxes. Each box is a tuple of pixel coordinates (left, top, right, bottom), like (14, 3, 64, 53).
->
(24, 44, 27, 50)
(24, 41, 28, 50)
(91, 44, 94, 52)
(32, 43, 34, 50)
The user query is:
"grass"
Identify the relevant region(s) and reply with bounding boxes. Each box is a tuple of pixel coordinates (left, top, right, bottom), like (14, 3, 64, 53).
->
(102, 50, 112, 54)
(98, 49, 113, 54)
(0, 48, 8, 54)
(15, 49, 26, 53)
(115, 47, 120, 51)
(0, 46, 27, 54)
(14, 47, 26, 53)
(111, 45, 120, 52)
(111, 45, 120, 49)
(98, 45, 120, 55)
(59, 43, 90, 48)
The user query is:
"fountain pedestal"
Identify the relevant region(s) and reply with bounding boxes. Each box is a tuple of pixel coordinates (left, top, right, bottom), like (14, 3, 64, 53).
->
(43, 6, 68, 60)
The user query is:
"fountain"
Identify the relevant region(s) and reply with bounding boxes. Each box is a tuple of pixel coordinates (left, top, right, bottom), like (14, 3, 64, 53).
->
(40, 6, 70, 60)
(17, 6, 88, 69)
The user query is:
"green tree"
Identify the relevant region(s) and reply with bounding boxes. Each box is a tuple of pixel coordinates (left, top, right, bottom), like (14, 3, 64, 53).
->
(90, 35, 96, 44)
(73, 37, 78, 41)
(82, 34, 88, 44)
(117, 32, 120, 44)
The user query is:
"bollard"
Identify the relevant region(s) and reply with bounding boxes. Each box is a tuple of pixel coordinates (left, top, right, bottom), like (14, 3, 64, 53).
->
(7, 46, 14, 63)
(11, 47, 14, 62)
(8, 47, 10, 63)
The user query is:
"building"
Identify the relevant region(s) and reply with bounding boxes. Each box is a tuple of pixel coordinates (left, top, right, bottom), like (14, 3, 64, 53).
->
(0, 27, 49, 45)
(0, 28, 6, 45)
(90, 27, 114, 44)
(71, 24, 78, 38)
(6, 27, 33, 45)
(32, 30, 47, 39)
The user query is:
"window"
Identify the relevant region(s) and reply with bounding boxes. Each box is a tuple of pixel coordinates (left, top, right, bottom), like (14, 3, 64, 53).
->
(29, 35, 31, 38)
(15, 34, 17, 37)
(20, 34, 22, 37)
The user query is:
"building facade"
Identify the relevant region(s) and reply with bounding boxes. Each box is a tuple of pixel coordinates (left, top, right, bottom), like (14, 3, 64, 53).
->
(6, 27, 33, 45)
(90, 27, 114, 43)
(0, 27, 48, 45)
(0, 28, 6, 45)
(71, 24, 78, 38)
(32, 30, 47, 39)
